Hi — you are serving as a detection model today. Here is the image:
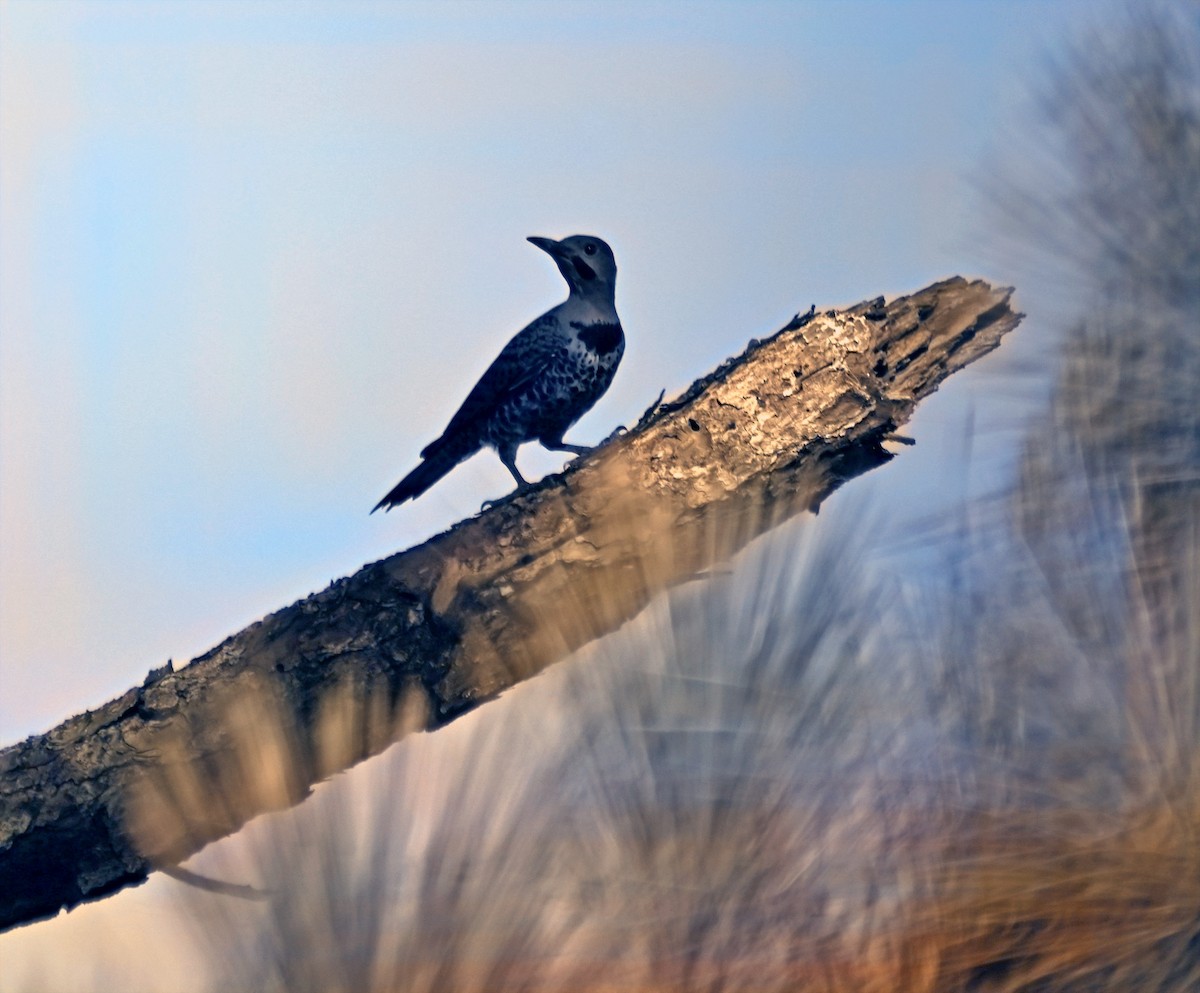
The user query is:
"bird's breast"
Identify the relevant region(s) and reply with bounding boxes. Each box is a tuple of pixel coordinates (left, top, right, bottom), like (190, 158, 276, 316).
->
(480, 321, 623, 450)
(563, 322, 625, 388)
(570, 320, 624, 357)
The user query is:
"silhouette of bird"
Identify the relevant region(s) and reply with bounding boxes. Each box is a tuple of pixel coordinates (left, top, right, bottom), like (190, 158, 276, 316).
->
(372, 235, 624, 512)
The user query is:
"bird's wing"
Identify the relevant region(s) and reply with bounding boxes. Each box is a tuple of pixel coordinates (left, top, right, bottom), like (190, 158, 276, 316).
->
(421, 315, 561, 458)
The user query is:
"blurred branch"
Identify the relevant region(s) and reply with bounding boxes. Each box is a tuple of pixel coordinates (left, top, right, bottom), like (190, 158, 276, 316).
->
(0, 276, 1020, 931)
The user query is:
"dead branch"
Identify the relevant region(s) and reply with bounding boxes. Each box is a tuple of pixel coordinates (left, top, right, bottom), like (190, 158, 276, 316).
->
(0, 277, 1021, 930)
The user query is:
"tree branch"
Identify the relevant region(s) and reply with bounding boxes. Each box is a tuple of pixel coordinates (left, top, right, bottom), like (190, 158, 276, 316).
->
(0, 277, 1021, 931)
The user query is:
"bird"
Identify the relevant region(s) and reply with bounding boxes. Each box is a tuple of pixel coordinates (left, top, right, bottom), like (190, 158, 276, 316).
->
(372, 234, 624, 512)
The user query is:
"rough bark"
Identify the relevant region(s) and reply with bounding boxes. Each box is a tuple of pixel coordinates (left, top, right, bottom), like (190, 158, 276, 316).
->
(0, 277, 1021, 931)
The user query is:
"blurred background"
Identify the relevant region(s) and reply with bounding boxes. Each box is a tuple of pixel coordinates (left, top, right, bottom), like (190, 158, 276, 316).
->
(2, 1, 1197, 990)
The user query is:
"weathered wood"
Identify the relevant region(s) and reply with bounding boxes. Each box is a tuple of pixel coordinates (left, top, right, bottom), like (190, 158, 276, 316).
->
(0, 277, 1021, 931)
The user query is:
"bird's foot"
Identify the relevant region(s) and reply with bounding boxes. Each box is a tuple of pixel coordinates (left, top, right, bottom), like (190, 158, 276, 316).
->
(599, 424, 627, 445)
(480, 480, 534, 512)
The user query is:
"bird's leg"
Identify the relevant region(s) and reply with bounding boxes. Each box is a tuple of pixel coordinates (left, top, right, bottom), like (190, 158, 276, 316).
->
(498, 444, 529, 487)
(541, 438, 591, 457)
(480, 445, 531, 512)
(540, 429, 600, 458)
(543, 427, 629, 457)
(481, 437, 592, 512)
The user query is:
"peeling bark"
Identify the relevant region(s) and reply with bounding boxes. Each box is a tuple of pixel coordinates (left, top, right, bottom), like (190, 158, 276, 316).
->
(0, 277, 1022, 931)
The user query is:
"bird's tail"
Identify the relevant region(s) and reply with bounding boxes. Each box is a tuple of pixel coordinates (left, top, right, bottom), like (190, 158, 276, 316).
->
(371, 433, 476, 513)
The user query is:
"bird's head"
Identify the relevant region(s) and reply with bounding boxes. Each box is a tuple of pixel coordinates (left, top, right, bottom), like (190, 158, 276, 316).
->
(527, 234, 617, 300)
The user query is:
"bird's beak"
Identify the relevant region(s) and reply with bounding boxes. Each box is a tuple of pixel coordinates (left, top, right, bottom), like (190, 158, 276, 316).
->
(527, 236, 562, 257)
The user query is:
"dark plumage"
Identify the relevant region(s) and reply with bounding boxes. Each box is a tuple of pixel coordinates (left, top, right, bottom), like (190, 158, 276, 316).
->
(372, 235, 624, 512)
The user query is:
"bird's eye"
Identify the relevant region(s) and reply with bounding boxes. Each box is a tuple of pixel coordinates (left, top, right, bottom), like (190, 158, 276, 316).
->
(584, 243, 597, 256)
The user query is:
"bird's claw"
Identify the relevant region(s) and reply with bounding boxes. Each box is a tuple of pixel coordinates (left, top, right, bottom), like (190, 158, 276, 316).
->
(480, 480, 534, 512)
(481, 492, 516, 512)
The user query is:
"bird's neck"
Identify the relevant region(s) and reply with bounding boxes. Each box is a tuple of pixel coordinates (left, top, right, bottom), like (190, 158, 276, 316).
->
(565, 286, 618, 323)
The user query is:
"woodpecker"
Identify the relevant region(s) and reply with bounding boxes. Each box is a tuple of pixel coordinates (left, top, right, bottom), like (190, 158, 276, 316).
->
(373, 235, 624, 512)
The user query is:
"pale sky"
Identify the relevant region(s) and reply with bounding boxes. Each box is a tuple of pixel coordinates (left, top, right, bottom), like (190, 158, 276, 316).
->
(1, 0, 1094, 741)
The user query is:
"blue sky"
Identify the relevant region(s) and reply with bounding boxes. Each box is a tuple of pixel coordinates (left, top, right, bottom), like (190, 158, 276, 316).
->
(0, 0, 1097, 743)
